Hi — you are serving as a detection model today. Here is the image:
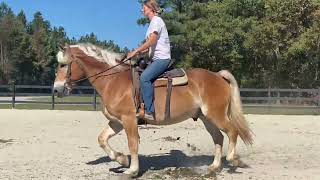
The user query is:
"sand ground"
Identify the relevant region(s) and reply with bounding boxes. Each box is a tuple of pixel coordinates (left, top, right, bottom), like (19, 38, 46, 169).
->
(0, 109, 319, 180)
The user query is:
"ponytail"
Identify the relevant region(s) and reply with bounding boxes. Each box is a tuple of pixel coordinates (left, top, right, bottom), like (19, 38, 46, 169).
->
(143, 0, 164, 15)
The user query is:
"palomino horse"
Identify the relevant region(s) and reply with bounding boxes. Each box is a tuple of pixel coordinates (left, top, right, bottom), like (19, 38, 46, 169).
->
(53, 43, 253, 177)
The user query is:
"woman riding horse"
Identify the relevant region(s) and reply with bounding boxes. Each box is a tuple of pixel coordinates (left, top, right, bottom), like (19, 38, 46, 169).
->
(53, 0, 253, 177)
(126, 0, 171, 121)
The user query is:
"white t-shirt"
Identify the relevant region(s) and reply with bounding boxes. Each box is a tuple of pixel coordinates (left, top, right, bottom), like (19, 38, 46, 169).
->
(145, 16, 171, 60)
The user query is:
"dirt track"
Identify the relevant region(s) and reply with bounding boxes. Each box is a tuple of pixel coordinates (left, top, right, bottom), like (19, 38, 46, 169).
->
(0, 109, 319, 180)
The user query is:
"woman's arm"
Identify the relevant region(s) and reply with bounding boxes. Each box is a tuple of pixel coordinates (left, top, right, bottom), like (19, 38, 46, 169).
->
(140, 48, 149, 54)
(126, 32, 158, 59)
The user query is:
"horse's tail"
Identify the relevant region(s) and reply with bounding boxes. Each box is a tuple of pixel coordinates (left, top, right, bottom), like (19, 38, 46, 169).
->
(218, 70, 253, 145)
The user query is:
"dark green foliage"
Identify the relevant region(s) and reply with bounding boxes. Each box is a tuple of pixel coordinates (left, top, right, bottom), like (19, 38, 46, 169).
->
(137, 0, 320, 88)
(0, 3, 126, 85)
(1, 1, 320, 88)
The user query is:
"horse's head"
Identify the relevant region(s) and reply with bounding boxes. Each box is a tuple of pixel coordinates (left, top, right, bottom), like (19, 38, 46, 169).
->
(53, 43, 127, 97)
(53, 45, 86, 97)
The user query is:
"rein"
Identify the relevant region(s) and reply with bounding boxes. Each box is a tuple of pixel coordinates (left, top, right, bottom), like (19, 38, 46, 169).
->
(66, 58, 131, 85)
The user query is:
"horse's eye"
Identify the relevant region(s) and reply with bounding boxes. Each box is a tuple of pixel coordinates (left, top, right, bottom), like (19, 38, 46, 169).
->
(60, 64, 67, 68)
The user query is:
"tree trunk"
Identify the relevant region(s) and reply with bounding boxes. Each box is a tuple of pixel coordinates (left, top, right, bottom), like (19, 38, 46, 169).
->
(3, 44, 7, 76)
(0, 42, 3, 75)
(0, 42, 8, 81)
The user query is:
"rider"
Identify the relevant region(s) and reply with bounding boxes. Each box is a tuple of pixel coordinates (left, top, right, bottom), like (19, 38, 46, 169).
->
(126, 0, 171, 121)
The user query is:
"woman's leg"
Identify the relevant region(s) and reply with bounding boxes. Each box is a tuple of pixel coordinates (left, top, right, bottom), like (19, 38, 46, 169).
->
(140, 59, 170, 114)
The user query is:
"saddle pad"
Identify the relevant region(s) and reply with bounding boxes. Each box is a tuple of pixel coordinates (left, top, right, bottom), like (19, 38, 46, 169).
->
(157, 69, 188, 86)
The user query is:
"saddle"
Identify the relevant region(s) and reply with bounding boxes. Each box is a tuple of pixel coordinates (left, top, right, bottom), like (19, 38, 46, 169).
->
(130, 58, 188, 121)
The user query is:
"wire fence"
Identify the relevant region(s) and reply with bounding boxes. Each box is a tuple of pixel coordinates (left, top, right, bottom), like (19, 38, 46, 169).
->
(0, 84, 98, 110)
(1, 84, 320, 114)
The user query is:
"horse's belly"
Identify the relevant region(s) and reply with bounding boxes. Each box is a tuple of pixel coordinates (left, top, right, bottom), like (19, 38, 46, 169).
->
(154, 85, 200, 124)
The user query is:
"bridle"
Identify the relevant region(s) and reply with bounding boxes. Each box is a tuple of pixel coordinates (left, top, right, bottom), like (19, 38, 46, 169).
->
(64, 57, 131, 89)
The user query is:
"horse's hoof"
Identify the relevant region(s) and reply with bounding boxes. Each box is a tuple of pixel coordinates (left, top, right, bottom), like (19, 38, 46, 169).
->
(116, 153, 129, 167)
(231, 158, 240, 167)
(230, 159, 248, 168)
(208, 165, 222, 173)
(123, 169, 139, 177)
(202, 172, 218, 180)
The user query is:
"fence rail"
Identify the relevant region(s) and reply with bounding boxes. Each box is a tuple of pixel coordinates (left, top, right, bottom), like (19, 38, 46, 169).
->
(1, 84, 320, 113)
(0, 84, 98, 110)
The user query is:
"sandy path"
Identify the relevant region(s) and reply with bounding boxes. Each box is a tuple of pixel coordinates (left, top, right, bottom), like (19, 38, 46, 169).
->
(0, 109, 319, 179)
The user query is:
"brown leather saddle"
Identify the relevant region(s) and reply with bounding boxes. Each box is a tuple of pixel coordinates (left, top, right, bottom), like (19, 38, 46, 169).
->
(130, 58, 188, 121)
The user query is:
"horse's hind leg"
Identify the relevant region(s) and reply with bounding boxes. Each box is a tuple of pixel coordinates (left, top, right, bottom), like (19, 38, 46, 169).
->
(225, 123, 239, 165)
(98, 121, 129, 167)
(200, 115, 224, 172)
(202, 109, 241, 167)
(224, 124, 247, 168)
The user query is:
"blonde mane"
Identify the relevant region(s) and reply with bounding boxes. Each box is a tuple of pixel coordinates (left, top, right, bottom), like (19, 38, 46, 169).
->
(70, 43, 125, 67)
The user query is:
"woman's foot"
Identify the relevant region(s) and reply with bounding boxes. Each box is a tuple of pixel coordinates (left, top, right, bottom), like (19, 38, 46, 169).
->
(144, 113, 155, 121)
(135, 111, 155, 121)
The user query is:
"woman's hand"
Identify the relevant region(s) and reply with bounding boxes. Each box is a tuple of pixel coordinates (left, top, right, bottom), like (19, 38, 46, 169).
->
(126, 49, 139, 60)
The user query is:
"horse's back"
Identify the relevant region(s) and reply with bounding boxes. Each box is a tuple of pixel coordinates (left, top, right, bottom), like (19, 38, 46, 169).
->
(152, 68, 231, 125)
(187, 68, 231, 110)
(186, 68, 230, 89)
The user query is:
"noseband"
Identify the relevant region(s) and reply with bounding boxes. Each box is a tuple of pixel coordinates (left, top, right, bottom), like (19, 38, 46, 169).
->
(65, 59, 85, 88)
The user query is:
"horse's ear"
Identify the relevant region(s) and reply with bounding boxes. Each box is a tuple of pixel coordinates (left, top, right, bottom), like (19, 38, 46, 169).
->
(58, 43, 64, 51)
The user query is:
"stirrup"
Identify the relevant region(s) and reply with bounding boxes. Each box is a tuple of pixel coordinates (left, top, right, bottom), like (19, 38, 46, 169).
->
(143, 113, 155, 121)
(136, 103, 145, 119)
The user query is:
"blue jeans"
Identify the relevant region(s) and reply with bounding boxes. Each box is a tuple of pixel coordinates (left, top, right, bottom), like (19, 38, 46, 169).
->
(140, 59, 171, 114)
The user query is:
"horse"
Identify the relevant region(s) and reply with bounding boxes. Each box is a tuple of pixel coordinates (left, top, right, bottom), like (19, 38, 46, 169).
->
(53, 43, 253, 177)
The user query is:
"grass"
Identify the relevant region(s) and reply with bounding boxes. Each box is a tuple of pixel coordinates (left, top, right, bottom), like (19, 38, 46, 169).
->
(1, 103, 319, 115)
(1, 96, 320, 115)
(30, 96, 102, 103)
(244, 106, 320, 115)
(0, 102, 103, 111)
(0, 95, 103, 111)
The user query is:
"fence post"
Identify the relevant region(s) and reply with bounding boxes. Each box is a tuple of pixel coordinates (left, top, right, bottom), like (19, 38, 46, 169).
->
(12, 82, 16, 109)
(318, 87, 320, 106)
(51, 85, 55, 110)
(93, 89, 97, 110)
(268, 87, 271, 106)
(298, 88, 302, 105)
(317, 88, 320, 115)
(276, 89, 280, 105)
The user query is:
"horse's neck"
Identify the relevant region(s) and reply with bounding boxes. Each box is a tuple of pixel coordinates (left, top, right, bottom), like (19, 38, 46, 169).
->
(79, 57, 128, 96)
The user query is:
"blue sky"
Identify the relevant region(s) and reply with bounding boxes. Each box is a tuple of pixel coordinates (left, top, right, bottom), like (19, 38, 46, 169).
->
(1, 0, 147, 49)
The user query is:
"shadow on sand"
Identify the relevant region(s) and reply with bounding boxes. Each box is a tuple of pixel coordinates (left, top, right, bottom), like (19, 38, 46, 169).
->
(87, 149, 249, 178)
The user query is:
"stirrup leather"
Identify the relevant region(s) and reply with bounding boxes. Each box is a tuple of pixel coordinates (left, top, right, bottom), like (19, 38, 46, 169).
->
(137, 103, 145, 119)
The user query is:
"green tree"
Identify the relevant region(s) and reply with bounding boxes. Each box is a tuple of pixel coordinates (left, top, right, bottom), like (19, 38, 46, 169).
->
(0, 3, 15, 83)
(78, 32, 123, 53)
(0, 2, 125, 85)
(137, 0, 320, 88)
(286, 9, 320, 88)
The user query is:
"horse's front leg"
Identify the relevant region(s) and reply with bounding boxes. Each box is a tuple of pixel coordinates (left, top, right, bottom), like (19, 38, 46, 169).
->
(98, 121, 129, 167)
(122, 115, 139, 177)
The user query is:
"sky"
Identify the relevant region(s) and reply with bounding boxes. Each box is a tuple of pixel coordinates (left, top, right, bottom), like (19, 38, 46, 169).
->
(1, 0, 148, 49)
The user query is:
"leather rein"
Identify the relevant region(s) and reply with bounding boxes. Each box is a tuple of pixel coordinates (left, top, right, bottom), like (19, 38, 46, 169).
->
(65, 57, 131, 86)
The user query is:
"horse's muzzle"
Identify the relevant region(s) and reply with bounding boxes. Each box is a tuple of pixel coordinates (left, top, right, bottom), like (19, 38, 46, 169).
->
(53, 83, 70, 98)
